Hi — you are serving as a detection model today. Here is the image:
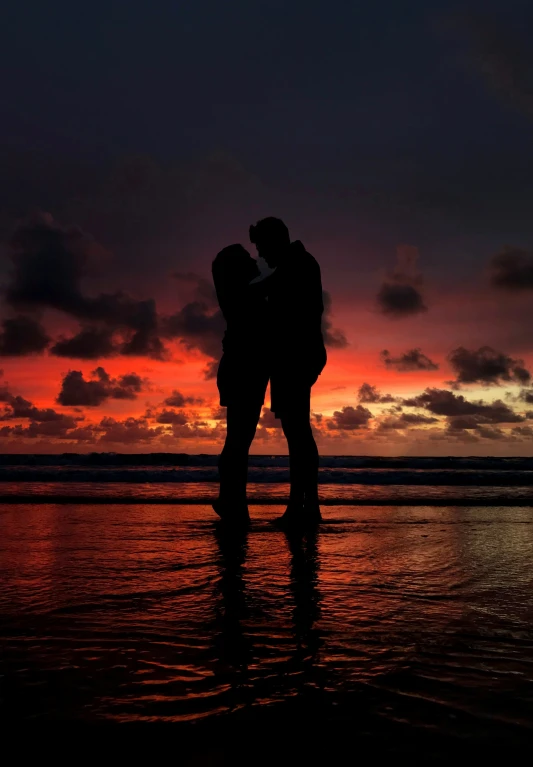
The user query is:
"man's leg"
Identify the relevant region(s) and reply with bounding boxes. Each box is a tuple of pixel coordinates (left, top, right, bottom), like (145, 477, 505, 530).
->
(279, 400, 321, 523)
(280, 411, 306, 509)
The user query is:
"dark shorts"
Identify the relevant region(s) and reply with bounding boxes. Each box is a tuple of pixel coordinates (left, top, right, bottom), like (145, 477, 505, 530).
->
(269, 346, 325, 418)
(217, 353, 269, 408)
(270, 375, 312, 418)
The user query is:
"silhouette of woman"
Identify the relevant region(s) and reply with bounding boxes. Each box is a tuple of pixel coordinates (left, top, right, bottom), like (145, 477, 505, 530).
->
(212, 245, 269, 523)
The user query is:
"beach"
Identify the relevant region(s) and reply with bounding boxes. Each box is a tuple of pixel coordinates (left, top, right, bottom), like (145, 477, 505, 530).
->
(5, 0, 533, 757)
(1, 495, 532, 758)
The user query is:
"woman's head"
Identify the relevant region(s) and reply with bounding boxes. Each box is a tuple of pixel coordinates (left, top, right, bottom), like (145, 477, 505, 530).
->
(212, 244, 259, 294)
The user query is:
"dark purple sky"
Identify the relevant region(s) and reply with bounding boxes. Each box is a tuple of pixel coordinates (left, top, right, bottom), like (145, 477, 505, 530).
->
(1, 0, 533, 454)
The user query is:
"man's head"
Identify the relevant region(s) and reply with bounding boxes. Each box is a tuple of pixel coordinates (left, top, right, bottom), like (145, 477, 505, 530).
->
(249, 217, 290, 268)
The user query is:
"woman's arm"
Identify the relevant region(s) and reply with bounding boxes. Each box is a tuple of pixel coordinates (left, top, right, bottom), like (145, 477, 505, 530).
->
(247, 271, 277, 298)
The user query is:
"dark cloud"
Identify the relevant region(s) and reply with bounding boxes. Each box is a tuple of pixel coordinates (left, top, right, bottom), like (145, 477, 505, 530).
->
(97, 416, 164, 444)
(489, 247, 533, 290)
(378, 412, 439, 430)
(163, 390, 204, 407)
(401, 396, 421, 406)
(0, 414, 165, 444)
(7, 212, 94, 313)
(377, 283, 426, 319)
(171, 271, 217, 304)
(321, 291, 348, 348)
(446, 415, 483, 431)
(50, 326, 116, 359)
(381, 348, 438, 372)
(120, 326, 169, 360)
(376, 245, 427, 319)
(327, 405, 372, 430)
(6, 213, 168, 360)
(513, 425, 533, 438)
(161, 273, 224, 377)
(116, 373, 145, 396)
(161, 301, 224, 364)
(448, 346, 530, 387)
(475, 425, 506, 440)
(0, 316, 50, 356)
(404, 387, 524, 424)
(259, 408, 282, 428)
(0, 393, 78, 427)
(445, 429, 480, 444)
(0, 410, 169, 444)
(446, 415, 508, 440)
(457, 14, 533, 121)
(202, 359, 220, 380)
(519, 389, 533, 404)
(165, 420, 224, 440)
(57, 367, 145, 407)
(0, 375, 213, 446)
(0, 418, 79, 439)
(155, 409, 188, 425)
(63, 426, 98, 442)
(358, 382, 396, 404)
(0, 383, 80, 438)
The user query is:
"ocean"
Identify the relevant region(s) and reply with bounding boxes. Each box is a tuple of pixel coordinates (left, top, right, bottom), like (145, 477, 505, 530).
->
(0, 453, 532, 504)
(1, 455, 532, 758)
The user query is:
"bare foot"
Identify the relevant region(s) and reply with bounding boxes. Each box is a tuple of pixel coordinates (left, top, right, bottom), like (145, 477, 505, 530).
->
(213, 498, 250, 525)
(303, 500, 323, 524)
(272, 502, 319, 530)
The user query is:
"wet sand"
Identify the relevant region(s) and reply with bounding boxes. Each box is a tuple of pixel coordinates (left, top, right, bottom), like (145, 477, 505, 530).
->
(1, 503, 532, 758)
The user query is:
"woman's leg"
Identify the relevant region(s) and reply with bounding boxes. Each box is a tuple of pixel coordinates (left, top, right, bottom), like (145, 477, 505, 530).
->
(303, 424, 320, 510)
(217, 399, 263, 512)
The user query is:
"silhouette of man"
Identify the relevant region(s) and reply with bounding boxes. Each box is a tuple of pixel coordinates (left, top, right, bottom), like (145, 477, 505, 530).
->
(249, 218, 326, 526)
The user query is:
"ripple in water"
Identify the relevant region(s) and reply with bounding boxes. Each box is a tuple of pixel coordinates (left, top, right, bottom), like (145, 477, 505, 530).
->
(1, 503, 533, 751)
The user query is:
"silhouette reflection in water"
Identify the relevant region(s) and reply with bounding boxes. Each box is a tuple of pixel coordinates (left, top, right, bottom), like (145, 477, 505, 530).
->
(213, 522, 251, 677)
(285, 529, 322, 663)
(212, 522, 323, 713)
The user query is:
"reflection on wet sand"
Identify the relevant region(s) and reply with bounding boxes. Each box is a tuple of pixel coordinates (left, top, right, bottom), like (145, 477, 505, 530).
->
(213, 523, 251, 676)
(212, 523, 324, 711)
(1, 503, 532, 756)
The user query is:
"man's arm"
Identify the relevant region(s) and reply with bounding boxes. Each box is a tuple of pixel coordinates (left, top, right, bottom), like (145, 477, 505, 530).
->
(305, 255, 324, 333)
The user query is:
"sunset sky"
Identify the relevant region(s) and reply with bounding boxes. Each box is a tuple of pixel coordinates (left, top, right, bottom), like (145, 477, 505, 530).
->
(1, 0, 533, 455)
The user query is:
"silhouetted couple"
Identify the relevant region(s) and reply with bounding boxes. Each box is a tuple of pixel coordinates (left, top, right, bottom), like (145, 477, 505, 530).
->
(212, 217, 326, 529)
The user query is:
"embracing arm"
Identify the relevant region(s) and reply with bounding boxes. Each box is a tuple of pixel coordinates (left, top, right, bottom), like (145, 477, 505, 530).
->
(302, 255, 327, 381)
(247, 271, 277, 299)
(304, 257, 325, 333)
